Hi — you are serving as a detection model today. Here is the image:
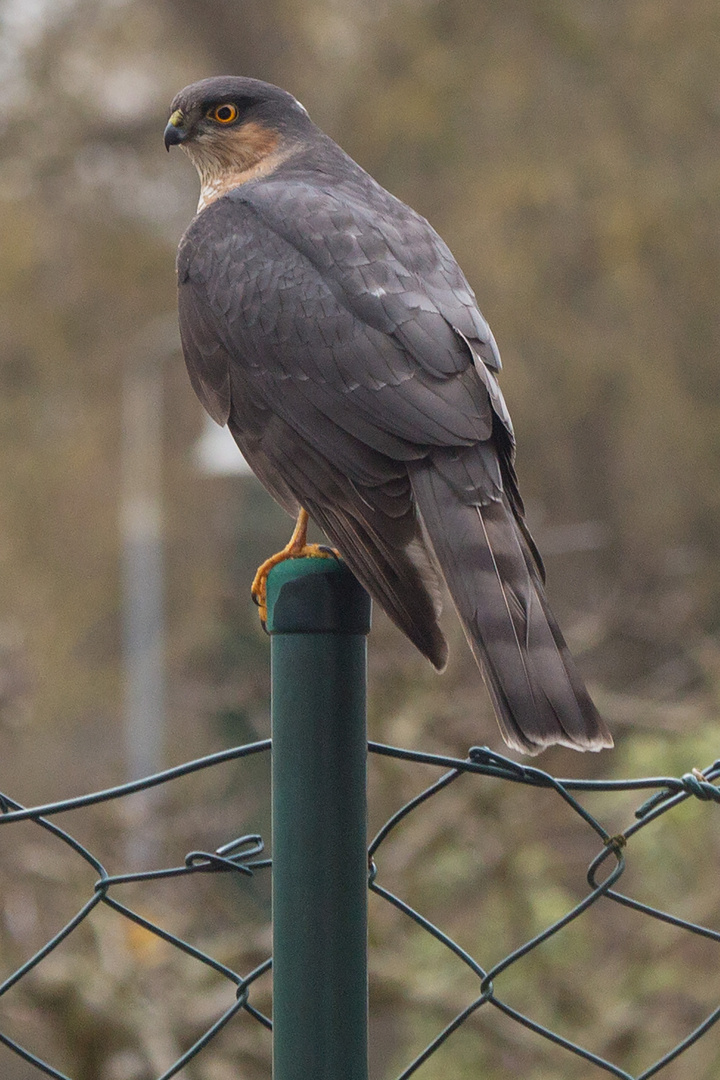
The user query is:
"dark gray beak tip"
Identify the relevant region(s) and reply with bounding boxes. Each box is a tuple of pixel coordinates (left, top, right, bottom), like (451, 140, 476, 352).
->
(163, 121, 187, 151)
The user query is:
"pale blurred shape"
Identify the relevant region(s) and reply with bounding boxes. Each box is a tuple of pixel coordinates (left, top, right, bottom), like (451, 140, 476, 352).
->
(194, 413, 254, 476)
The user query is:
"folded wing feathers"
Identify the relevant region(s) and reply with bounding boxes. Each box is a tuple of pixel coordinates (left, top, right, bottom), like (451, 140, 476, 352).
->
(306, 496, 449, 672)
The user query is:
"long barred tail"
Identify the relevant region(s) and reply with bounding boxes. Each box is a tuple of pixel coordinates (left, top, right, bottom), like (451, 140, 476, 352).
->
(409, 460, 613, 755)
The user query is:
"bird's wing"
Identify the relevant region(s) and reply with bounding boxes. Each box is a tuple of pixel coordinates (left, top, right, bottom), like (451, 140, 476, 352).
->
(177, 184, 469, 667)
(178, 178, 510, 468)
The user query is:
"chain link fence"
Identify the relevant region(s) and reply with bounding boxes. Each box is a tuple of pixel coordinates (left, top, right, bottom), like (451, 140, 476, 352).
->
(1, 734, 719, 1079)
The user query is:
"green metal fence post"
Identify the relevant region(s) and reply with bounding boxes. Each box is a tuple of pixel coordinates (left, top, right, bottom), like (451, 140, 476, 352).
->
(267, 556, 372, 1080)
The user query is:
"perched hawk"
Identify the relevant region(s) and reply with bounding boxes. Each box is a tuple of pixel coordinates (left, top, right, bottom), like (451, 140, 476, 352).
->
(165, 76, 612, 755)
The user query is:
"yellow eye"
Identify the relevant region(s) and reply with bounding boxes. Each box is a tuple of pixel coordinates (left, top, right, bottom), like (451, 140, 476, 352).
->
(209, 103, 238, 124)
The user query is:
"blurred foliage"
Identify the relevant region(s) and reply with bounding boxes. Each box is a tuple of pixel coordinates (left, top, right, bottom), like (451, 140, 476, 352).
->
(0, 0, 719, 1076)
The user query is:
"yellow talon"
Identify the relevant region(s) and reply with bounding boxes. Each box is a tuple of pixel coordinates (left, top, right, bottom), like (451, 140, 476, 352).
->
(251, 508, 339, 625)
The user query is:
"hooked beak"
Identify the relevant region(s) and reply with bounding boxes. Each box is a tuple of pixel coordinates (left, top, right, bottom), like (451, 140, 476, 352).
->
(164, 110, 188, 151)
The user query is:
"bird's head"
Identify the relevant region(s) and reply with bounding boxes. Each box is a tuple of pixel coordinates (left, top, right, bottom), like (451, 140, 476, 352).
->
(164, 76, 312, 208)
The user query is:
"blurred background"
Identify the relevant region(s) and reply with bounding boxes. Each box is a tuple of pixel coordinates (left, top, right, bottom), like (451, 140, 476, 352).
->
(0, 0, 719, 1077)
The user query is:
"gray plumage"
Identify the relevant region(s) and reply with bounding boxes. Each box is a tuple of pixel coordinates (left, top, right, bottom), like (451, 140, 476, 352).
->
(168, 76, 613, 754)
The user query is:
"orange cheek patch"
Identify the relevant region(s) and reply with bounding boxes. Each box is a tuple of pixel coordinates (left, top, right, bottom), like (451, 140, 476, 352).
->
(193, 122, 294, 212)
(220, 122, 281, 172)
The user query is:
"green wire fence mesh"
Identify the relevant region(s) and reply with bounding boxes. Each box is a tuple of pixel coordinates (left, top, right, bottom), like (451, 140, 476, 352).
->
(1, 742, 720, 1079)
(1, 560, 719, 1079)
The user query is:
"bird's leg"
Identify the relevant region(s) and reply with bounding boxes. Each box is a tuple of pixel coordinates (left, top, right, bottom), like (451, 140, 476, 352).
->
(251, 508, 339, 625)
